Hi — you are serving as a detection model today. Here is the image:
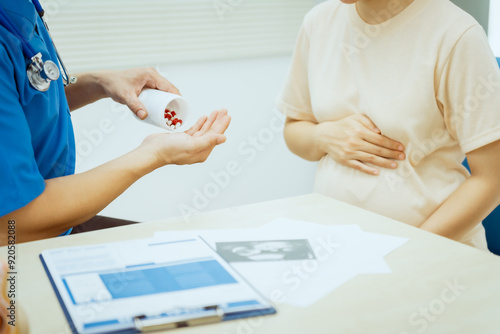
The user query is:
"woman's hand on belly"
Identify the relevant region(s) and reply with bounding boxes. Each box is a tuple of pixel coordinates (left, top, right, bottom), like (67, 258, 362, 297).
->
(316, 114, 406, 175)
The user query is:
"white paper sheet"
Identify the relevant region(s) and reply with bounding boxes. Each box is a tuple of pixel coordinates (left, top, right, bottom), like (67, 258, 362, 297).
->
(154, 218, 408, 308)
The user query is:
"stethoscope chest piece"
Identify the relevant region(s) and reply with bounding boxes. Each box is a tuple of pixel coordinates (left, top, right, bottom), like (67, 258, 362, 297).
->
(0, 0, 76, 92)
(27, 52, 60, 92)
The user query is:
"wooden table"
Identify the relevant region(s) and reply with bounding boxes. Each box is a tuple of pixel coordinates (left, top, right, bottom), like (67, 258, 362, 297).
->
(3, 194, 500, 334)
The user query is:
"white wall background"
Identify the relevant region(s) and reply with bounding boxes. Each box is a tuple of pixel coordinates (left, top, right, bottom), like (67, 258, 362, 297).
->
(44, 0, 316, 72)
(490, 0, 500, 56)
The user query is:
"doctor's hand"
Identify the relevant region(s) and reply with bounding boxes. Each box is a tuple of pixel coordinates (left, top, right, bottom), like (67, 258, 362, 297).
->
(97, 68, 180, 120)
(316, 114, 406, 175)
(139, 109, 231, 168)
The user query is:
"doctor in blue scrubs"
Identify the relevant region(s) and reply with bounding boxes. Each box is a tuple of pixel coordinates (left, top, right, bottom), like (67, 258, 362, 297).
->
(0, 1, 231, 245)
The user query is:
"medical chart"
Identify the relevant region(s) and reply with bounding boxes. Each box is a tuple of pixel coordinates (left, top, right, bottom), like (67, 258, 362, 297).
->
(40, 236, 275, 334)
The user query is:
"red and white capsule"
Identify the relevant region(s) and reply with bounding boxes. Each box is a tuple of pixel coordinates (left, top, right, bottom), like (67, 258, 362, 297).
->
(164, 108, 182, 130)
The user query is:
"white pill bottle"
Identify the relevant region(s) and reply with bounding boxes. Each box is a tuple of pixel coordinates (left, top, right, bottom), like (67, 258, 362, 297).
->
(137, 89, 189, 131)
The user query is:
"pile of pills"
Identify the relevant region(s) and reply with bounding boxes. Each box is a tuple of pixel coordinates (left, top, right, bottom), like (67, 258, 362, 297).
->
(164, 108, 182, 130)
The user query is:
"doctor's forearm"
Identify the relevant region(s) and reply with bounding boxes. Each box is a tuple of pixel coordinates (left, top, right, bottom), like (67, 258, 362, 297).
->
(64, 72, 107, 111)
(0, 148, 158, 244)
(284, 118, 325, 161)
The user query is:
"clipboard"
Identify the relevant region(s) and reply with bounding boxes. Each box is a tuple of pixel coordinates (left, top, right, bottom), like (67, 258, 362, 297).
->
(40, 236, 276, 334)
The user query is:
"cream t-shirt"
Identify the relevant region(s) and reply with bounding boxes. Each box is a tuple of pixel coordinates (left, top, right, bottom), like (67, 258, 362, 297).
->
(277, 0, 500, 249)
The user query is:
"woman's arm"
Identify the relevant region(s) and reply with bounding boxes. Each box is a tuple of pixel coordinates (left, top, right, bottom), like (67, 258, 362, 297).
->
(65, 68, 180, 119)
(284, 118, 325, 161)
(0, 111, 231, 244)
(284, 115, 406, 175)
(420, 140, 500, 241)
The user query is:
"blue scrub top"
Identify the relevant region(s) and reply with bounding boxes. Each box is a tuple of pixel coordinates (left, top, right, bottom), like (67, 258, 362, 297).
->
(0, 0, 75, 217)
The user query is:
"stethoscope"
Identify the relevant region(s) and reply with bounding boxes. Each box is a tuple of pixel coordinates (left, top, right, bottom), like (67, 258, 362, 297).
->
(0, 0, 76, 92)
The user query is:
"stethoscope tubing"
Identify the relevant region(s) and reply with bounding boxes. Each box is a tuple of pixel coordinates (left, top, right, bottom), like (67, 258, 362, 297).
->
(0, 5, 38, 58)
(0, 0, 75, 89)
(32, 0, 44, 15)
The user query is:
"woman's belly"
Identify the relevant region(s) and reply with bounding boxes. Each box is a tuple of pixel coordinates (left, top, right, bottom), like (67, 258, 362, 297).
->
(313, 154, 464, 227)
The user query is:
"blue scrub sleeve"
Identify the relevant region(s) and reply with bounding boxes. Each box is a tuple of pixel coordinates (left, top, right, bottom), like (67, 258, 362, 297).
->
(0, 46, 45, 217)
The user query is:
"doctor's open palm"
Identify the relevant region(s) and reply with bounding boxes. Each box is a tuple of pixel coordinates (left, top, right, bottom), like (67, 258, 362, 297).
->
(140, 109, 231, 167)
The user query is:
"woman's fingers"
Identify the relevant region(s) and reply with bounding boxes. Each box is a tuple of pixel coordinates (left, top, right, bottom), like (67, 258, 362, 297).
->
(352, 151, 400, 169)
(346, 159, 380, 176)
(356, 114, 382, 134)
(342, 151, 398, 176)
(354, 114, 405, 152)
(338, 138, 402, 170)
(362, 130, 405, 152)
(317, 114, 407, 175)
(362, 141, 406, 161)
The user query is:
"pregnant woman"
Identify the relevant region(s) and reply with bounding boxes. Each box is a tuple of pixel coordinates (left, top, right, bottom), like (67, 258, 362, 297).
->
(279, 0, 500, 249)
